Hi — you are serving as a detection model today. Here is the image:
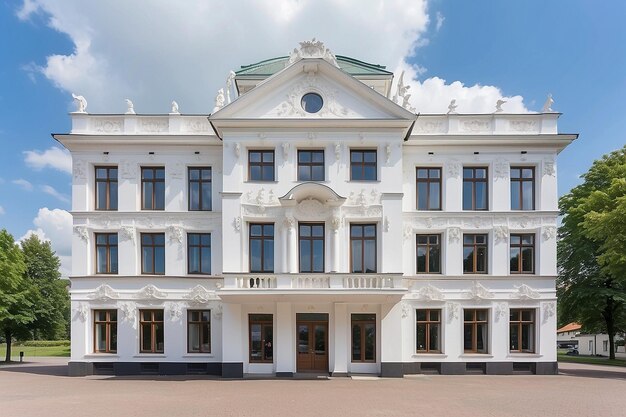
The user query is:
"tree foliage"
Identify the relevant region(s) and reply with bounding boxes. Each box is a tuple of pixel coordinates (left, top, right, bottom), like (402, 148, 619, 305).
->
(21, 234, 70, 340)
(558, 146, 626, 359)
(0, 230, 35, 361)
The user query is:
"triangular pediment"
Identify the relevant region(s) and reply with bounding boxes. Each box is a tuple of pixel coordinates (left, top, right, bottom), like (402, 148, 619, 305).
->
(210, 58, 416, 122)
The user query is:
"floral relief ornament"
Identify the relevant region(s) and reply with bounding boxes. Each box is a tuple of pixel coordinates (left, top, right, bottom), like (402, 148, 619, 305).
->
(495, 303, 508, 322)
(446, 302, 460, 323)
(494, 225, 509, 243)
(73, 160, 86, 179)
(447, 227, 461, 243)
(542, 226, 557, 241)
(544, 159, 556, 176)
(74, 226, 89, 242)
(74, 303, 88, 322)
(119, 226, 135, 245)
(446, 160, 461, 178)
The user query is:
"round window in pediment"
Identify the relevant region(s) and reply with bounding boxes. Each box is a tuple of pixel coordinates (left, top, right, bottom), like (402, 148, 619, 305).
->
(301, 92, 323, 113)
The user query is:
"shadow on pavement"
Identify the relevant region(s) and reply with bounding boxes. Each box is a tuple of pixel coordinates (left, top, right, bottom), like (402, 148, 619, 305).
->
(0, 363, 69, 377)
(559, 367, 626, 381)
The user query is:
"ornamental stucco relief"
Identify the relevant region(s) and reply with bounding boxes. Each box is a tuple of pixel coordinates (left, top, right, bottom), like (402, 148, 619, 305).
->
(89, 284, 119, 301)
(511, 284, 541, 300)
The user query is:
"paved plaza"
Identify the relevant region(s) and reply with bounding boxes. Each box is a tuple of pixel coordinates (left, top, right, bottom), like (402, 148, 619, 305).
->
(1, 358, 625, 417)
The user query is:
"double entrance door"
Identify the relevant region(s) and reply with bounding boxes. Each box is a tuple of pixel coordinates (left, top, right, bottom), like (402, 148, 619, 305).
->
(296, 313, 328, 372)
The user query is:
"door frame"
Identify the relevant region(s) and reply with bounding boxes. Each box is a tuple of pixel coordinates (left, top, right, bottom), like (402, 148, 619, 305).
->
(296, 313, 329, 372)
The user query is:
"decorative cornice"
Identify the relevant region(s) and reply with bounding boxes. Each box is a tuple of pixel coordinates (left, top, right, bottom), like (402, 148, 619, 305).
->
(511, 283, 540, 300)
(184, 285, 220, 304)
(465, 281, 494, 300)
(135, 285, 167, 300)
(89, 284, 118, 301)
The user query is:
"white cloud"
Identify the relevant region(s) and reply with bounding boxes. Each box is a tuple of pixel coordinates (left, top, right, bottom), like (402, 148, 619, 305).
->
(17, 0, 528, 116)
(41, 184, 70, 203)
(13, 178, 34, 191)
(0, 206, 5, 215)
(394, 62, 527, 113)
(20, 207, 72, 276)
(24, 146, 72, 174)
(435, 12, 445, 32)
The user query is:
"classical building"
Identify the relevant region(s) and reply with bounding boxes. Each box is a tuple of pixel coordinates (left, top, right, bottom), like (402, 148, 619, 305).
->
(56, 40, 576, 377)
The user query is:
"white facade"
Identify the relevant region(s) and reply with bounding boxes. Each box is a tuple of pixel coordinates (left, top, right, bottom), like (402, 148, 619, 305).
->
(58, 41, 576, 377)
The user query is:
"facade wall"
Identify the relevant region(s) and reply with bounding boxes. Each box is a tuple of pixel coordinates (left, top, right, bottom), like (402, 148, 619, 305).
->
(61, 55, 572, 377)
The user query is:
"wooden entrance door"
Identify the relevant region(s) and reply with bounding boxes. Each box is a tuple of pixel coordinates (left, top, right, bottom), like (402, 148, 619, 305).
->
(296, 314, 328, 372)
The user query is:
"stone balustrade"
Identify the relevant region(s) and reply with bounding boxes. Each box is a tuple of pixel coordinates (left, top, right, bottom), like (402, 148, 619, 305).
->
(223, 273, 404, 291)
(69, 112, 559, 136)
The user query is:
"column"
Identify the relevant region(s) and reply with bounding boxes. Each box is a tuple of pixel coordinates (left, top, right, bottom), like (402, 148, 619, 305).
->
(221, 303, 244, 377)
(286, 216, 297, 273)
(330, 217, 340, 272)
(332, 303, 349, 376)
(276, 302, 295, 376)
(380, 302, 404, 377)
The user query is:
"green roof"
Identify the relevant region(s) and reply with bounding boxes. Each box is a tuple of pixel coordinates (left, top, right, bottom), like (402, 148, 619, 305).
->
(235, 55, 392, 77)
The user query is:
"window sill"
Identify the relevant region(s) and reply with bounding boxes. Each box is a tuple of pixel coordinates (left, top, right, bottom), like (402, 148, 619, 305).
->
(412, 353, 447, 359)
(84, 354, 119, 358)
(347, 180, 380, 183)
(244, 180, 278, 184)
(459, 354, 493, 358)
(182, 354, 214, 358)
(507, 353, 542, 358)
(133, 354, 167, 358)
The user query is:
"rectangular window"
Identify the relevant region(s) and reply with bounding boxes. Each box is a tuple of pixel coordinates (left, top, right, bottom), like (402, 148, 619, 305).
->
(141, 167, 165, 210)
(249, 224, 274, 273)
(416, 168, 441, 210)
(139, 309, 164, 353)
(95, 233, 118, 274)
(510, 234, 535, 274)
(416, 309, 441, 353)
(351, 314, 376, 362)
(187, 310, 211, 353)
(95, 166, 118, 210)
(299, 223, 324, 273)
(350, 224, 377, 273)
(248, 150, 275, 181)
(603, 340, 608, 352)
(188, 233, 211, 275)
(509, 309, 535, 353)
(141, 233, 165, 275)
(298, 150, 325, 181)
(249, 314, 273, 363)
(464, 309, 489, 353)
(510, 167, 535, 210)
(350, 150, 377, 181)
(463, 167, 488, 210)
(463, 234, 488, 274)
(188, 167, 212, 211)
(416, 234, 441, 274)
(94, 310, 117, 353)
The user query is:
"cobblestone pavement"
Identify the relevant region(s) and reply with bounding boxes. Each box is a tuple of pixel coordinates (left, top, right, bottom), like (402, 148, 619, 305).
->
(1, 358, 625, 417)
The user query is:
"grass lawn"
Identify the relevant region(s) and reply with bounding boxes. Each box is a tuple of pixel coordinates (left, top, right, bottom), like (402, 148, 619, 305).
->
(558, 353, 626, 367)
(0, 343, 70, 361)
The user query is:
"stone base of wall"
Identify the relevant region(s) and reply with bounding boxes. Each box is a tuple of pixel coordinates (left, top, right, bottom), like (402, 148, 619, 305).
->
(381, 361, 558, 377)
(68, 361, 243, 378)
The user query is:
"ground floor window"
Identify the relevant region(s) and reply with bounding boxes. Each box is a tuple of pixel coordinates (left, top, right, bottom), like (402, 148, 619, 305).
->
(249, 314, 273, 363)
(188, 310, 211, 353)
(603, 340, 609, 352)
(94, 310, 117, 353)
(351, 314, 376, 362)
(416, 309, 441, 353)
(140, 309, 164, 353)
(464, 309, 489, 353)
(509, 309, 535, 353)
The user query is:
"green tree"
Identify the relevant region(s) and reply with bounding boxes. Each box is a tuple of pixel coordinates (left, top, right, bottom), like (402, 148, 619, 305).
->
(21, 235, 70, 340)
(0, 229, 35, 362)
(558, 146, 626, 359)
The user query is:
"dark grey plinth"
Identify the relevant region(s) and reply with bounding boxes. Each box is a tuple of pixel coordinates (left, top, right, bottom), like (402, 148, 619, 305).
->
(535, 361, 558, 375)
(221, 362, 244, 378)
(68, 361, 93, 376)
(486, 362, 513, 375)
(440, 362, 466, 375)
(380, 362, 404, 378)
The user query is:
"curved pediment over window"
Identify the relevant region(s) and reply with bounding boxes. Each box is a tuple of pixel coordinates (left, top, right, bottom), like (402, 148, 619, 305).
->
(279, 183, 346, 207)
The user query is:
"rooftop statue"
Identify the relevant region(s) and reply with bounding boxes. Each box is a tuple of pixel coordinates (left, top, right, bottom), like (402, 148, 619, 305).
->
(288, 38, 339, 67)
(213, 88, 225, 113)
(495, 99, 506, 112)
(226, 70, 236, 104)
(542, 94, 554, 112)
(392, 71, 416, 112)
(447, 99, 458, 114)
(71, 93, 87, 113)
(170, 101, 180, 114)
(125, 99, 136, 115)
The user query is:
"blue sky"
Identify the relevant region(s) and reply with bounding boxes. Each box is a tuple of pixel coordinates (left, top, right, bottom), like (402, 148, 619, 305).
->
(0, 0, 624, 273)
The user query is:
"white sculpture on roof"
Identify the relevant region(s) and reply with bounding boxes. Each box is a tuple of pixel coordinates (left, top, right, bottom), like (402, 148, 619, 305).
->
(542, 93, 555, 112)
(392, 71, 415, 113)
(71, 93, 87, 113)
(125, 99, 136, 115)
(495, 99, 506, 112)
(447, 99, 458, 114)
(170, 100, 179, 114)
(226, 70, 236, 104)
(288, 38, 339, 67)
(213, 88, 226, 113)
